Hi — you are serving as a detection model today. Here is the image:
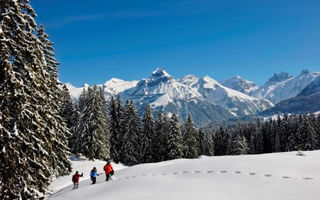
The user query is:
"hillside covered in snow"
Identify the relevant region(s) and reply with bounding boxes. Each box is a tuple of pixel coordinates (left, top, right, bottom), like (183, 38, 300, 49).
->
(48, 151, 320, 200)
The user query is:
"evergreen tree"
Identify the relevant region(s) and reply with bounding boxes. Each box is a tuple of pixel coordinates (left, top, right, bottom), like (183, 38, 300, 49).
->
(109, 96, 120, 162)
(153, 112, 165, 162)
(141, 104, 155, 163)
(167, 113, 183, 160)
(201, 131, 214, 156)
(121, 100, 141, 166)
(255, 126, 264, 154)
(0, 1, 70, 198)
(60, 85, 74, 129)
(196, 128, 205, 155)
(316, 114, 320, 148)
(69, 102, 80, 153)
(182, 115, 198, 158)
(229, 134, 249, 155)
(213, 127, 228, 156)
(296, 116, 316, 150)
(74, 86, 110, 160)
(249, 132, 256, 154)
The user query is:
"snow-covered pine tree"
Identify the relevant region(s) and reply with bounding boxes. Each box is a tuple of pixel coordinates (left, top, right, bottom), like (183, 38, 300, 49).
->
(182, 115, 198, 158)
(197, 128, 214, 156)
(141, 103, 155, 163)
(196, 128, 205, 155)
(255, 125, 264, 154)
(249, 132, 256, 154)
(74, 86, 110, 160)
(109, 96, 121, 162)
(78, 88, 87, 111)
(229, 134, 249, 155)
(37, 19, 71, 178)
(271, 119, 281, 152)
(60, 85, 74, 129)
(160, 113, 171, 161)
(121, 100, 141, 166)
(69, 102, 80, 153)
(0, 1, 70, 198)
(203, 132, 214, 156)
(296, 116, 316, 150)
(97, 86, 111, 158)
(213, 127, 228, 156)
(316, 114, 320, 148)
(167, 113, 183, 160)
(153, 112, 164, 162)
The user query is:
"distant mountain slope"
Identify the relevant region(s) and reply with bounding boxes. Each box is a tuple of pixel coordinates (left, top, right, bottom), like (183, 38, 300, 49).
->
(220, 76, 258, 95)
(261, 77, 320, 115)
(181, 75, 273, 117)
(122, 68, 235, 126)
(251, 70, 320, 104)
(65, 79, 138, 100)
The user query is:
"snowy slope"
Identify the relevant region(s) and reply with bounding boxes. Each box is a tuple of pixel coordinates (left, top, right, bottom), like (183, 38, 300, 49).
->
(103, 78, 138, 96)
(221, 76, 258, 94)
(251, 70, 320, 104)
(65, 83, 90, 100)
(48, 151, 320, 200)
(48, 157, 126, 194)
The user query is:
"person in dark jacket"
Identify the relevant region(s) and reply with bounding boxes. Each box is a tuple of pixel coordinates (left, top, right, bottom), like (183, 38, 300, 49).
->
(90, 167, 99, 184)
(72, 171, 83, 188)
(103, 162, 114, 181)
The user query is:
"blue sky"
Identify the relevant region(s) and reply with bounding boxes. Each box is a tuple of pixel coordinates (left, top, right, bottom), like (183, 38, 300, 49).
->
(32, 0, 320, 86)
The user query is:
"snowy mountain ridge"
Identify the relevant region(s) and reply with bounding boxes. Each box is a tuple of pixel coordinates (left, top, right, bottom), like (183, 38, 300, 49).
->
(250, 70, 320, 104)
(221, 75, 258, 95)
(65, 68, 319, 126)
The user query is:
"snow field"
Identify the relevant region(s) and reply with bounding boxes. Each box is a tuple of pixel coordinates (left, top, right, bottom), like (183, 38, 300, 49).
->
(48, 151, 320, 200)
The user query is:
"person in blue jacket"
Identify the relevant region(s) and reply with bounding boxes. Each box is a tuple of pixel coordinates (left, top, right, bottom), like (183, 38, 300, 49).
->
(90, 167, 99, 184)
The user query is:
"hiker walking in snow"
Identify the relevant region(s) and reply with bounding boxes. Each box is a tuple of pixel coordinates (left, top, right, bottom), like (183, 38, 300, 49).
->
(90, 167, 99, 184)
(72, 171, 83, 189)
(103, 161, 114, 181)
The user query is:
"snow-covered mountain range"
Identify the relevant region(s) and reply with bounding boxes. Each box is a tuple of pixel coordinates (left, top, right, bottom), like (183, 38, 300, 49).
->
(250, 70, 320, 104)
(65, 68, 320, 126)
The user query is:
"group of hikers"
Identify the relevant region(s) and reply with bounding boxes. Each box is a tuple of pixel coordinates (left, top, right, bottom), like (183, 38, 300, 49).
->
(72, 161, 114, 188)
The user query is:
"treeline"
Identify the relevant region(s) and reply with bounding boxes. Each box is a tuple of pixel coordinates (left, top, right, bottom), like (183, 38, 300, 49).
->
(62, 86, 320, 167)
(61, 87, 214, 166)
(214, 114, 320, 156)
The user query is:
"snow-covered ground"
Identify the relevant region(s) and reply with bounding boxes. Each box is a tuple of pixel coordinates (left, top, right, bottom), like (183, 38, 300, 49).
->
(48, 151, 320, 200)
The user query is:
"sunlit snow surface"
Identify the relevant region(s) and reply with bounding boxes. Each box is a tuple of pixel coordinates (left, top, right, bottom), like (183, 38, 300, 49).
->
(48, 151, 320, 200)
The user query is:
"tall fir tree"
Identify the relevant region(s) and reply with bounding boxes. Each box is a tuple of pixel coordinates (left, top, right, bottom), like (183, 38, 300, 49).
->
(153, 112, 165, 162)
(141, 104, 155, 163)
(229, 134, 249, 155)
(213, 127, 228, 156)
(0, 1, 70, 199)
(74, 86, 110, 160)
(69, 102, 80, 153)
(182, 115, 198, 158)
(60, 85, 74, 129)
(296, 116, 316, 150)
(167, 113, 183, 160)
(37, 23, 71, 178)
(121, 100, 141, 166)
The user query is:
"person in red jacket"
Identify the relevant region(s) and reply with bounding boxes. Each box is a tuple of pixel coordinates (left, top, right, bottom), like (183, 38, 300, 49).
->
(72, 171, 83, 188)
(103, 162, 114, 181)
